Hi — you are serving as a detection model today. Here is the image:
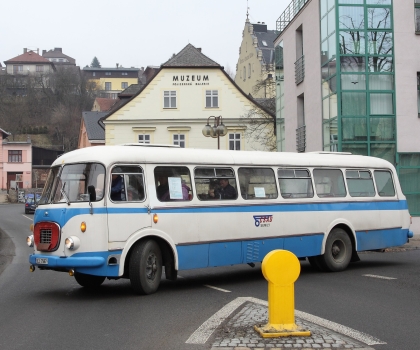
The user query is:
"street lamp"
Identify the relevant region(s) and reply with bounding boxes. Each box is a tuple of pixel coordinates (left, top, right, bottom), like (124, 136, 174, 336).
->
(202, 116, 228, 149)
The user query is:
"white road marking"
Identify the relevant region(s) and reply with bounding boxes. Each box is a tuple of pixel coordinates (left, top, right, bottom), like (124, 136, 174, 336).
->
(186, 296, 386, 346)
(203, 284, 231, 293)
(363, 274, 397, 280)
(22, 215, 33, 221)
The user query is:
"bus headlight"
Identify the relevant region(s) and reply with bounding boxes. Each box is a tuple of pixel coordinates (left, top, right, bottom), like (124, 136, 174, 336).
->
(65, 236, 80, 250)
(26, 235, 34, 247)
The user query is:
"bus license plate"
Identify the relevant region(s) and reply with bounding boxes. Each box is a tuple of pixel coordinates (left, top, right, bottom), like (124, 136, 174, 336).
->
(36, 258, 48, 265)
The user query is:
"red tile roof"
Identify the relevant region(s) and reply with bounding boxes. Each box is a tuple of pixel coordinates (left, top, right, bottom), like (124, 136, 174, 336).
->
(94, 98, 118, 111)
(5, 50, 51, 64)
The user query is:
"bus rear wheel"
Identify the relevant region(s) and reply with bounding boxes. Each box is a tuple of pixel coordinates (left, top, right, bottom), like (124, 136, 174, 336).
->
(129, 239, 162, 295)
(74, 272, 105, 288)
(322, 228, 352, 272)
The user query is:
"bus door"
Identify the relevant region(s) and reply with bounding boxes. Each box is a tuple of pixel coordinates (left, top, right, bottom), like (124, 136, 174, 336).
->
(107, 165, 151, 242)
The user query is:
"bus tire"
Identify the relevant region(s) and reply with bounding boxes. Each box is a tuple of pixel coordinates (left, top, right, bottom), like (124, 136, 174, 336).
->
(322, 228, 352, 272)
(129, 239, 162, 295)
(74, 272, 105, 288)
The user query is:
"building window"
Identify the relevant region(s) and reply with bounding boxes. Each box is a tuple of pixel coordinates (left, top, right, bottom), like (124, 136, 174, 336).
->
(138, 134, 150, 144)
(122, 72, 128, 75)
(243, 67, 246, 81)
(92, 72, 96, 77)
(13, 65, 23, 74)
(8, 150, 22, 162)
(105, 72, 111, 76)
(164, 91, 177, 108)
(398, 153, 420, 216)
(248, 63, 251, 78)
(121, 82, 128, 89)
(417, 73, 420, 117)
(229, 133, 241, 150)
(205, 90, 218, 108)
(416, 1, 420, 33)
(36, 65, 44, 72)
(105, 82, 112, 91)
(173, 134, 185, 148)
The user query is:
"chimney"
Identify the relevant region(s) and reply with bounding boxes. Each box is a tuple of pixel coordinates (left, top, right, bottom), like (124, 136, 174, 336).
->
(24, 48, 27, 53)
(37, 48, 39, 54)
(42, 50, 46, 56)
(116, 63, 119, 68)
(54, 48, 62, 52)
(197, 48, 202, 53)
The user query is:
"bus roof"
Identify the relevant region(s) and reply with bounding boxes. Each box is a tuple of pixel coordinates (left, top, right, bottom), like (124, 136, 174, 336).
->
(53, 145, 394, 170)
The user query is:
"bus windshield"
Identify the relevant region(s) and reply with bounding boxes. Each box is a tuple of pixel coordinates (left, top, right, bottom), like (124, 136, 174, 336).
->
(38, 163, 105, 205)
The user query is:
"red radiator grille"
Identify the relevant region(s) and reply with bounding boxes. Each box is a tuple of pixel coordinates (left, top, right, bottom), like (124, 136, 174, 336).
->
(34, 222, 60, 252)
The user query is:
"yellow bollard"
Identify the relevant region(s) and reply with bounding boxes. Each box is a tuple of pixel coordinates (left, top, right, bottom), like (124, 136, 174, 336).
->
(254, 249, 311, 338)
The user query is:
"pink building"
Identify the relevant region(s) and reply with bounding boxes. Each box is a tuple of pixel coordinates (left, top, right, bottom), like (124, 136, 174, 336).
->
(1, 128, 32, 190)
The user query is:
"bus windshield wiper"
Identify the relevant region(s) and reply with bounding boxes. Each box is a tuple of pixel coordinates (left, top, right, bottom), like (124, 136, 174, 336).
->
(61, 183, 70, 205)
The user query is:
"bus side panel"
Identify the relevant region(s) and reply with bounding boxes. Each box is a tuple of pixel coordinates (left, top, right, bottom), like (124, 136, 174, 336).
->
(356, 227, 409, 251)
(283, 234, 325, 258)
(209, 242, 242, 267)
(242, 238, 284, 263)
(177, 244, 209, 269)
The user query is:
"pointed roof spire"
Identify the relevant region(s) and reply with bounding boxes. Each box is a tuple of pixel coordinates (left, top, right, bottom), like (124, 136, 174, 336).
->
(246, 0, 250, 22)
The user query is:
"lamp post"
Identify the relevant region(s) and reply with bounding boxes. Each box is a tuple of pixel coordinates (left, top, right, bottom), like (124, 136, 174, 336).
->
(202, 116, 228, 149)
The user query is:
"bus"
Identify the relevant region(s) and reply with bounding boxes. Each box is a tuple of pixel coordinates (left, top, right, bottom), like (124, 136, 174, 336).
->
(27, 145, 413, 294)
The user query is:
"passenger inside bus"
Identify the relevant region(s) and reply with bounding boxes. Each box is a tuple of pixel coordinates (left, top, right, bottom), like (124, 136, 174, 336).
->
(155, 168, 191, 201)
(208, 178, 236, 199)
(111, 173, 123, 201)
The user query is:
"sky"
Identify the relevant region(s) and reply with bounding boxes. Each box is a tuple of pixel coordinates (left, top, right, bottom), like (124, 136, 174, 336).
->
(1, 0, 290, 73)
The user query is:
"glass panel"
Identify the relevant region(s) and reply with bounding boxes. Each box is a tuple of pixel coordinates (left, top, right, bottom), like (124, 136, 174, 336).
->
(313, 169, 346, 197)
(341, 74, 366, 90)
(328, 34, 336, 60)
(400, 169, 420, 193)
(323, 97, 330, 120)
(366, 0, 391, 4)
(321, 15, 328, 40)
(342, 92, 366, 115)
(321, 40, 329, 65)
(320, 0, 328, 16)
(328, 9, 336, 35)
(405, 194, 420, 216)
(367, 7, 391, 29)
(400, 153, 420, 167)
(416, 8, 420, 33)
(370, 117, 395, 141)
(367, 32, 392, 55)
(323, 119, 338, 151)
(238, 168, 278, 200)
(342, 117, 367, 141)
(339, 6, 365, 30)
(339, 0, 363, 3)
(340, 56, 365, 72)
(279, 178, 314, 198)
(370, 143, 396, 164)
(330, 94, 338, 118)
(369, 74, 393, 90)
(374, 170, 395, 197)
(370, 93, 393, 115)
(154, 166, 192, 201)
(339, 31, 365, 54)
(368, 56, 393, 72)
(342, 143, 368, 155)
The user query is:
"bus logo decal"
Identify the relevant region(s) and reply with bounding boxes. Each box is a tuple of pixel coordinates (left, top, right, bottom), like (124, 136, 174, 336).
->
(253, 215, 273, 227)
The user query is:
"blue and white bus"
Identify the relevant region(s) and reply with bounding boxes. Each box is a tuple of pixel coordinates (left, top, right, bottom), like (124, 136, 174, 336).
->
(27, 145, 413, 294)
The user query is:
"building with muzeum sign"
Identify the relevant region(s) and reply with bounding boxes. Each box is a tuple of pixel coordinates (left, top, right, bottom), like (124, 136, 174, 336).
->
(101, 44, 274, 151)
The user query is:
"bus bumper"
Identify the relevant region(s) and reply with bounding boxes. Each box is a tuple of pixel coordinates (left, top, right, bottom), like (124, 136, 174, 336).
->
(29, 251, 122, 277)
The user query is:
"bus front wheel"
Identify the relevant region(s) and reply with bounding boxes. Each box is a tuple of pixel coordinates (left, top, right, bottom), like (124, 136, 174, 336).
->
(322, 228, 352, 272)
(74, 272, 105, 288)
(129, 239, 162, 295)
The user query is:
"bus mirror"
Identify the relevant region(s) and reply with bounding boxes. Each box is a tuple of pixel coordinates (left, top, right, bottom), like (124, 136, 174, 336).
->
(88, 185, 96, 202)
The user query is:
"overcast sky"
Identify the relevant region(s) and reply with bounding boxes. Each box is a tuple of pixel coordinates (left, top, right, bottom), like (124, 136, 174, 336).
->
(1, 0, 290, 73)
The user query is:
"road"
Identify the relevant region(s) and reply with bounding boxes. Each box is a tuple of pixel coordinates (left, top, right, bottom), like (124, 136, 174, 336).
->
(0, 203, 419, 350)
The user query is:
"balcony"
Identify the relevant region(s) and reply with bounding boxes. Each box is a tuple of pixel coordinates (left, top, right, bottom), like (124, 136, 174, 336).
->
(296, 125, 306, 153)
(276, 0, 309, 33)
(295, 55, 305, 85)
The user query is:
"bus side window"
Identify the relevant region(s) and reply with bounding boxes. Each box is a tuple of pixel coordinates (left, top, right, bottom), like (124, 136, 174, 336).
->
(313, 169, 346, 198)
(111, 165, 145, 202)
(278, 168, 314, 199)
(194, 167, 237, 200)
(238, 167, 278, 200)
(374, 170, 395, 197)
(346, 170, 375, 197)
(155, 166, 192, 201)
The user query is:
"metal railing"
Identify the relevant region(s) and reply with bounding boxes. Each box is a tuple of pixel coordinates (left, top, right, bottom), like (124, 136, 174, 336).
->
(276, 0, 309, 33)
(296, 125, 306, 153)
(295, 55, 305, 85)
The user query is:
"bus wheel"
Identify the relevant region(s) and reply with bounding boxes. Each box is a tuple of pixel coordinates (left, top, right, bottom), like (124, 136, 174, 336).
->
(74, 272, 105, 288)
(322, 228, 352, 272)
(129, 239, 162, 295)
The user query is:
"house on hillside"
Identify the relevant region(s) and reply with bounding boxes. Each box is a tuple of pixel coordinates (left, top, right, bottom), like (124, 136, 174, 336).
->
(42, 47, 76, 67)
(1, 129, 32, 190)
(83, 65, 140, 99)
(101, 44, 275, 151)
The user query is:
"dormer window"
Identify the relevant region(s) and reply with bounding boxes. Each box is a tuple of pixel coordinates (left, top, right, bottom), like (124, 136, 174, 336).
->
(105, 72, 111, 76)
(262, 40, 268, 47)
